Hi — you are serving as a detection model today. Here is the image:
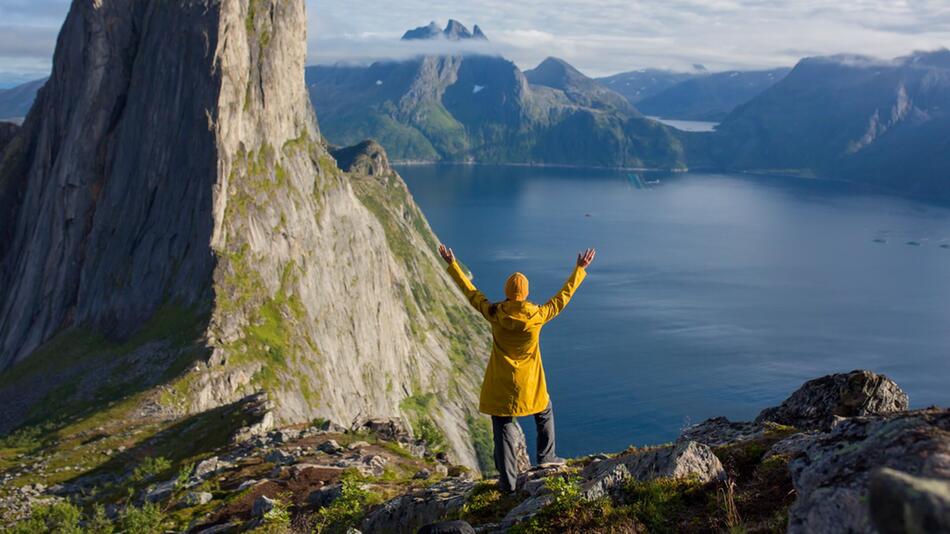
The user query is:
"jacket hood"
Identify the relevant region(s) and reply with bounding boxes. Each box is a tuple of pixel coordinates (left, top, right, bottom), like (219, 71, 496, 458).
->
(494, 300, 541, 332)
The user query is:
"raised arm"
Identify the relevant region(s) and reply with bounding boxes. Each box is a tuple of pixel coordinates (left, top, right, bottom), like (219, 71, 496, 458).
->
(440, 244, 495, 322)
(538, 248, 595, 323)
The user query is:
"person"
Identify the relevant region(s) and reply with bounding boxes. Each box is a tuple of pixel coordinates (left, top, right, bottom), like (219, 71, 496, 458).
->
(438, 243, 596, 493)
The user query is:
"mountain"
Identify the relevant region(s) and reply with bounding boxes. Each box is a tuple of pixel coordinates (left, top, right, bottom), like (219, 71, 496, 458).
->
(702, 50, 950, 201)
(637, 68, 790, 121)
(0, 0, 490, 472)
(402, 20, 488, 41)
(524, 57, 637, 114)
(596, 69, 698, 103)
(0, 77, 46, 123)
(307, 55, 686, 168)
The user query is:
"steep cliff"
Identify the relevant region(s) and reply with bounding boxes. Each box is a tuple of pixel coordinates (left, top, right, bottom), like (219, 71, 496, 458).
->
(0, 0, 489, 470)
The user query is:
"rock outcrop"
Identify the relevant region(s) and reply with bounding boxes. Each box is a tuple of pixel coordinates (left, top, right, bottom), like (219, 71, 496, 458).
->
(330, 140, 392, 177)
(361, 477, 476, 534)
(0, 0, 488, 470)
(870, 467, 950, 534)
(756, 370, 909, 430)
(784, 408, 949, 533)
(580, 440, 724, 499)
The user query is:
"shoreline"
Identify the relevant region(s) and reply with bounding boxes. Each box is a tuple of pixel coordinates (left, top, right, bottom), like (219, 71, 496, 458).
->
(391, 160, 949, 208)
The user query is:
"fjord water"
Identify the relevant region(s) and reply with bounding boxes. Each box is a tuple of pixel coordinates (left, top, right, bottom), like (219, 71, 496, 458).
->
(397, 164, 950, 457)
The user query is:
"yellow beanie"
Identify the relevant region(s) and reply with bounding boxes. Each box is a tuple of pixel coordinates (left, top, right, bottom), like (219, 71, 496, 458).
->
(505, 272, 529, 301)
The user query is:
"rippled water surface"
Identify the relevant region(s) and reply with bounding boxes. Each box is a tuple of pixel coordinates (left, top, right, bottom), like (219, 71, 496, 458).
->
(397, 164, 950, 456)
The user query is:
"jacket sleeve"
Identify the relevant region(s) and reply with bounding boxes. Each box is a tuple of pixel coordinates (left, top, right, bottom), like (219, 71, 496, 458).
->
(446, 260, 495, 322)
(538, 266, 587, 323)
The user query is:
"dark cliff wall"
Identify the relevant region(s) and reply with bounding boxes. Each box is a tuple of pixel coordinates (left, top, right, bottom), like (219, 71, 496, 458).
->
(0, 1, 222, 367)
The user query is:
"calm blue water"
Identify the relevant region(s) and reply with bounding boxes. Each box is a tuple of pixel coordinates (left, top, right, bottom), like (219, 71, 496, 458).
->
(397, 165, 950, 457)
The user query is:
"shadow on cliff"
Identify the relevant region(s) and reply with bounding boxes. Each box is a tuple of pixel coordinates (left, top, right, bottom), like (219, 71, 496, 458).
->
(0, 301, 213, 439)
(59, 395, 266, 500)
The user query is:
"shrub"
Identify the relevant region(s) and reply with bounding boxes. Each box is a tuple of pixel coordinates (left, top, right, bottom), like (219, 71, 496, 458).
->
(457, 482, 522, 524)
(5, 501, 83, 534)
(624, 477, 704, 534)
(130, 456, 172, 484)
(118, 502, 166, 534)
(87, 505, 115, 534)
(312, 471, 372, 533)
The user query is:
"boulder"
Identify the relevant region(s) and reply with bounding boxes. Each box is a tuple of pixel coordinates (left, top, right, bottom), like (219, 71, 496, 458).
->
(252, 495, 276, 518)
(360, 478, 475, 534)
(869, 467, 950, 534)
(786, 408, 949, 533)
(359, 455, 388, 477)
(144, 480, 177, 503)
(184, 491, 214, 506)
(756, 370, 908, 430)
(264, 449, 296, 466)
(194, 457, 223, 479)
(270, 429, 301, 443)
(308, 484, 343, 508)
(581, 440, 724, 499)
(319, 439, 344, 454)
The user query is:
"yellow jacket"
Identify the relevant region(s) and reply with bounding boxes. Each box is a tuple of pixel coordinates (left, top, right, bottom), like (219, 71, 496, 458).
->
(446, 261, 587, 416)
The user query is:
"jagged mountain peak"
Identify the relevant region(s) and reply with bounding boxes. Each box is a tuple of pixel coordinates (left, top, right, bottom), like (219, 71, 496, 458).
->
(443, 19, 472, 40)
(401, 20, 488, 41)
(401, 21, 442, 40)
(472, 24, 488, 40)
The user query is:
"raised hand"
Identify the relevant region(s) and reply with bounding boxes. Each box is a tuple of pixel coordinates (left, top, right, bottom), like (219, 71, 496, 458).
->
(439, 244, 456, 265)
(576, 247, 596, 269)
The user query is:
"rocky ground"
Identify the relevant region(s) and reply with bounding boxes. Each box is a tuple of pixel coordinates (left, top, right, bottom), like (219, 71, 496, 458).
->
(1, 370, 947, 533)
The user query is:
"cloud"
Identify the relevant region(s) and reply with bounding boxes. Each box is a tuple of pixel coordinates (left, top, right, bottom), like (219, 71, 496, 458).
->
(1, 0, 949, 84)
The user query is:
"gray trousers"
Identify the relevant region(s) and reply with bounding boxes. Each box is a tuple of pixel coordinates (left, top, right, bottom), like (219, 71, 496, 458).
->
(491, 402, 556, 492)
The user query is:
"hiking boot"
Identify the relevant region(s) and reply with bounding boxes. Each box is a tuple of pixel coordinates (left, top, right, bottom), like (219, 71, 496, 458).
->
(536, 457, 567, 469)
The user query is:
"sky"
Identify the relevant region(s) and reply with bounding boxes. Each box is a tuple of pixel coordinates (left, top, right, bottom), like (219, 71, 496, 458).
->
(0, 0, 948, 86)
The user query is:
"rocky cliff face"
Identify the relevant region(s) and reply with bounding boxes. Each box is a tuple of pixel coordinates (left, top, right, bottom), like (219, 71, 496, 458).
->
(0, 0, 489, 470)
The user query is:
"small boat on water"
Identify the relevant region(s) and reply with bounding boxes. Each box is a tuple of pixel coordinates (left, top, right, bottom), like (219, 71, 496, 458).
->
(627, 174, 660, 189)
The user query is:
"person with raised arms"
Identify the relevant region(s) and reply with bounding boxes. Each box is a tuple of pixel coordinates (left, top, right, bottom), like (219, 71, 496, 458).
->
(439, 244, 595, 493)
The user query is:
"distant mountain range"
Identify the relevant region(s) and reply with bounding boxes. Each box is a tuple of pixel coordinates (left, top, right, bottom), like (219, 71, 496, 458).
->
(699, 49, 950, 202)
(636, 68, 790, 121)
(597, 68, 789, 120)
(0, 78, 46, 123)
(597, 69, 699, 103)
(4, 32, 947, 203)
(402, 20, 488, 41)
(307, 55, 686, 168)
